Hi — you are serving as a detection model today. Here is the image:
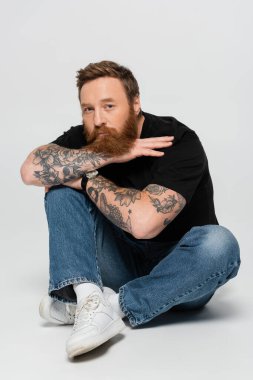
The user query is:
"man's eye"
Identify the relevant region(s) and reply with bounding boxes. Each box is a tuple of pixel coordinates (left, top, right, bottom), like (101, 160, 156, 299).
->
(83, 107, 93, 113)
(105, 104, 114, 109)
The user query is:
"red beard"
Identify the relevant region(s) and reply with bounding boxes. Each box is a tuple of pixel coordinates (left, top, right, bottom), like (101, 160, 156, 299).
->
(83, 105, 138, 156)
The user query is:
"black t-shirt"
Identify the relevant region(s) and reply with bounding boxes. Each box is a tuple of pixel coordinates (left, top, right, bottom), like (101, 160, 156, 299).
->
(50, 111, 219, 242)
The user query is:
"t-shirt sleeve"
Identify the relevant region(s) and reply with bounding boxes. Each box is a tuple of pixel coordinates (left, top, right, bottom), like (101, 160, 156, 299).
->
(50, 125, 86, 149)
(150, 131, 207, 204)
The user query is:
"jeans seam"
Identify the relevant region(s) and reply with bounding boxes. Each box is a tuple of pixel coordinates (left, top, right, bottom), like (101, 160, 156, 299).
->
(92, 212, 104, 288)
(118, 286, 137, 327)
(120, 259, 240, 327)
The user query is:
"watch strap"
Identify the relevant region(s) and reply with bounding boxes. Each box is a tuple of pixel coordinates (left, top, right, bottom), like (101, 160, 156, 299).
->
(81, 170, 99, 193)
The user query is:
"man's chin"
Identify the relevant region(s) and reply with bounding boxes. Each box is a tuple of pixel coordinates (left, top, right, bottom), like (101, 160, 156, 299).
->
(97, 133, 109, 138)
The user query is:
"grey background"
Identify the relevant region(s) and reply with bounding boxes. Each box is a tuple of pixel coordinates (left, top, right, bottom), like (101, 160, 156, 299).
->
(0, 0, 252, 378)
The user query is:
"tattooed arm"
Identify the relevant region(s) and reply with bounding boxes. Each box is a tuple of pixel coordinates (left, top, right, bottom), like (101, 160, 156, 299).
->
(20, 144, 112, 186)
(20, 136, 174, 187)
(85, 176, 186, 239)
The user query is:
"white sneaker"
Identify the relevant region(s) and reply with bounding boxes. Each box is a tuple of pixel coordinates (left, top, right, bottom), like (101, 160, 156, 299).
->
(66, 290, 125, 358)
(39, 295, 76, 325)
(39, 287, 116, 325)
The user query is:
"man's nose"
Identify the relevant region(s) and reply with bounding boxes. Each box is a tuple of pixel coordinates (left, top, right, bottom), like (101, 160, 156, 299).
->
(94, 109, 106, 127)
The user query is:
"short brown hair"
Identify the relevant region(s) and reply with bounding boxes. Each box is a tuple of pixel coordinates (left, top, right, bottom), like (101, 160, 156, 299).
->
(76, 60, 140, 104)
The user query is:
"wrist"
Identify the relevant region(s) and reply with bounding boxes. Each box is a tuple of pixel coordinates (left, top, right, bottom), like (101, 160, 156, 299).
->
(81, 169, 99, 193)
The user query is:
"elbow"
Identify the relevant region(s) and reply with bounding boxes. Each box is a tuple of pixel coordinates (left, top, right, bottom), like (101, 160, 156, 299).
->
(132, 223, 159, 240)
(131, 209, 160, 240)
(20, 162, 33, 185)
(133, 231, 158, 240)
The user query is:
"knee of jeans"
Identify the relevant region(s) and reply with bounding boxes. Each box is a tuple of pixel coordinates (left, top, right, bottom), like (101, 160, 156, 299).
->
(196, 225, 241, 266)
(46, 186, 78, 202)
(46, 187, 94, 211)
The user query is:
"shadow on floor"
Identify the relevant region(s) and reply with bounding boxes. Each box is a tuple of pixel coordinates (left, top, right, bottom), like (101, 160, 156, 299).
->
(66, 292, 242, 362)
(134, 296, 241, 330)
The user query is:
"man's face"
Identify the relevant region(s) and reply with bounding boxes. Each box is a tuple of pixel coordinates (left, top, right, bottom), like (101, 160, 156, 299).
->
(80, 77, 140, 156)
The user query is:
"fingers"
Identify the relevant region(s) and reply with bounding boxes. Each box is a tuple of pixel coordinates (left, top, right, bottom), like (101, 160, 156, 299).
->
(137, 136, 174, 149)
(140, 136, 174, 142)
(132, 136, 174, 158)
(112, 136, 175, 163)
(137, 136, 174, 148)
(141, 149, 166, 157)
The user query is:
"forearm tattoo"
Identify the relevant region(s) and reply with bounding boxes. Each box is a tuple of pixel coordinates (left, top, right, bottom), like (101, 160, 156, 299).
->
(87, 176, 142, 205)
(100, 193, 133, 233)
(163, 218, 171, 226)
(87, 179, 186, 235)
(32, 144, 110, 185)
(114, 189, 141, 206)
(87, 176, 139, 234)
(86, 175, 118, 193)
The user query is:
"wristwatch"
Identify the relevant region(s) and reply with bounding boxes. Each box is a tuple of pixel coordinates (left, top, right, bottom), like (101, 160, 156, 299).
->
(81, 169, 99, 193)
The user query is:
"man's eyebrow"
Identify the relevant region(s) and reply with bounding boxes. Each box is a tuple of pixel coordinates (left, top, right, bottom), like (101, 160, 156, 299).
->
(100, 97, 115, 103)
(81, 98, 116, 107)
(81, 103, 91, 107)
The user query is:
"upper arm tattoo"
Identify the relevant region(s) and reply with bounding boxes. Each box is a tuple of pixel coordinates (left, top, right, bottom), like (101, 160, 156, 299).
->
(32, 144, 110, 185)
(143, 184, 168, 196)
(144, 184, 186, 226)
(148, 194, 178, 213)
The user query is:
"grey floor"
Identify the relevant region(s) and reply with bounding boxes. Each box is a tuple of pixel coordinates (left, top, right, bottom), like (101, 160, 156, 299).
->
(1, 223, 252, 380)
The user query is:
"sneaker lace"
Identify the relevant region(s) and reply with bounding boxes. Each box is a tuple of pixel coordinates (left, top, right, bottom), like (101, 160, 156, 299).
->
(73, 293, 101, 331)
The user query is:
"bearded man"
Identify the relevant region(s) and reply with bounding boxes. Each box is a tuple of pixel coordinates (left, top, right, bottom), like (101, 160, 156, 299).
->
(20, 60, 241, 359)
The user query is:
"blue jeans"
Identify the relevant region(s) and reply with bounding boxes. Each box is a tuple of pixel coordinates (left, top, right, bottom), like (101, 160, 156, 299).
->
(44, 187, 241, 328)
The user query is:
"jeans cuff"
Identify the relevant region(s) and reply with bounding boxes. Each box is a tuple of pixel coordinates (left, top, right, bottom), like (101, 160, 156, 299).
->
(118, 286, 140, 328)
(48, 276, 103, 304)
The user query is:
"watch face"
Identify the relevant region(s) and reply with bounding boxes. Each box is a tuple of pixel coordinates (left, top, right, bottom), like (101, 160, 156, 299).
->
(87, 170, 99, 179)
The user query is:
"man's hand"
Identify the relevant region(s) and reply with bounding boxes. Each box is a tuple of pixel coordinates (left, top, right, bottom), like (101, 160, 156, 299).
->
(43, 135, 174, 193)
(44, 178, 82, 193)
(63, 177, 82, 190)
(110, 136, 174, 164)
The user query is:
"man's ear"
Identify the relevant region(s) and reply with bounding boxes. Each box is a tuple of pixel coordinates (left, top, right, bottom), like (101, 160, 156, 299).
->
(133, 96, 141, 116)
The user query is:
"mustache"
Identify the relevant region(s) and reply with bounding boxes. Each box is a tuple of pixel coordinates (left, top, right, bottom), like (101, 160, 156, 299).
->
(96, 126, 115, 135)
(85, 126, 118, 143)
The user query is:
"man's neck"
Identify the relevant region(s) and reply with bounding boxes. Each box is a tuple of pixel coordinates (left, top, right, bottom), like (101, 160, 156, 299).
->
(137, 114, 145, 139)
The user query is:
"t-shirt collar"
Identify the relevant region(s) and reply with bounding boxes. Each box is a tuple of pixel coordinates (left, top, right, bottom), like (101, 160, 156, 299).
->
(139, 110, 151, 139)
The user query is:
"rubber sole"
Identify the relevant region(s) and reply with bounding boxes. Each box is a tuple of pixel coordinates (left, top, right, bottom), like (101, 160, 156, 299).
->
(66, 318, 126, 358)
